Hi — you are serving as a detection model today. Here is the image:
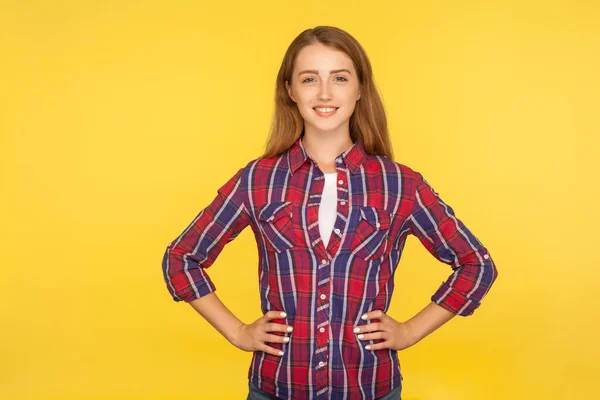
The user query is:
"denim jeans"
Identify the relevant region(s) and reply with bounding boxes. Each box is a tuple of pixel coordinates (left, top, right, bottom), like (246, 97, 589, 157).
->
(246, 380, 402, 400)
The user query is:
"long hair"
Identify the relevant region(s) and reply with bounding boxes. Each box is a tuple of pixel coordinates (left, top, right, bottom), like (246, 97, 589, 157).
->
(262, 26, 394, 160)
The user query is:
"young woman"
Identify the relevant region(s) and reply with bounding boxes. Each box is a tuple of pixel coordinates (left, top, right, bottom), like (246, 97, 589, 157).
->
(162, 26, 498, 400)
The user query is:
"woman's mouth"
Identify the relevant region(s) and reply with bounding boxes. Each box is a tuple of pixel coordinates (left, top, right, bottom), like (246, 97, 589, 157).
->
(313, 107, 339, 117)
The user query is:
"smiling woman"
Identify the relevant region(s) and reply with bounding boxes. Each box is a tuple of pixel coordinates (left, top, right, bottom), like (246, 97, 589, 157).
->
(161, 25, 498, 400)
(286, 49, 361, 134)
(265, 27, 392, 167)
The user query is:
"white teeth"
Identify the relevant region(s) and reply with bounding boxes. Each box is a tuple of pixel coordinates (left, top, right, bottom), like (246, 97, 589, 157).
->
(315, 107, 337, 112)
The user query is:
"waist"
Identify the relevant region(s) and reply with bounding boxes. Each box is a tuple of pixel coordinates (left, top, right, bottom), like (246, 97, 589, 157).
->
(248, 344, 402, 400)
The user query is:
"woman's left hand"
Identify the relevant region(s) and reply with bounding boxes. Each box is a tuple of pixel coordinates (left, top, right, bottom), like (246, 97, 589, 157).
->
(354, 310, 420, 351)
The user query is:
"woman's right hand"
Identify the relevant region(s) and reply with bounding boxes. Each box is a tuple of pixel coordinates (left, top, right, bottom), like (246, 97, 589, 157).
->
(230, 310, 293, 356)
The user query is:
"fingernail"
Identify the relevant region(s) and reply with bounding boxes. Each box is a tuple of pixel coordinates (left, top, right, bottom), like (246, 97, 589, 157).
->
(278, 351, 284, 356)
(287, 326, 293, 332)
(361, 314, 367, 320)
(353, 327, 360, 333)
(283, 337, 290, 343)
(365, 345, 371, 350)
(357, 334, 364, 339)
(280, 312, 287, 317)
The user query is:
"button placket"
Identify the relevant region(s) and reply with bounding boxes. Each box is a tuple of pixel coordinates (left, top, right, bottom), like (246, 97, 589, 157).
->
(315, 255, 330, 378)
(334, 170, 349, 247)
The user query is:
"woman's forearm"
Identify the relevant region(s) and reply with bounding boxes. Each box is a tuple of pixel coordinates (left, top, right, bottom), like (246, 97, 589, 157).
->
(405, 301, 457, 342)
(188, 295, 454, 346)
(187, 292, 245, 344)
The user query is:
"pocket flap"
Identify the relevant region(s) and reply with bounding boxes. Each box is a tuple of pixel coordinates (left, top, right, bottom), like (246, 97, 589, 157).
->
(359, 206, 391, 229)
(259, 201, 293, 222)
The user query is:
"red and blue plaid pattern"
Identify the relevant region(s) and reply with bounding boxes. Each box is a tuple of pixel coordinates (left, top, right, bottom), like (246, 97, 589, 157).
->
(162, 136, 498, 399)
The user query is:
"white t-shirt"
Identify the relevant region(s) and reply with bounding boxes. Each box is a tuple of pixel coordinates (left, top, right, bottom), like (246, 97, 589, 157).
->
(318, 173, 338, 248)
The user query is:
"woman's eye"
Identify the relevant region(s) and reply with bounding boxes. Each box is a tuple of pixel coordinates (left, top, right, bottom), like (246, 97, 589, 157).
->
(302, 76, 347, 83)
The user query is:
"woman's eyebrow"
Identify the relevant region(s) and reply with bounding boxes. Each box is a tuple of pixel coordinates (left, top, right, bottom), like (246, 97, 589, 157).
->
(298, 69, 352, 76)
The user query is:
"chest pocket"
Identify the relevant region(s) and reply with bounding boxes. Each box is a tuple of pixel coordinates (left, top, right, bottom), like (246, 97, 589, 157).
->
(258, 201, 295, 253)
(350, 205, 392, 260)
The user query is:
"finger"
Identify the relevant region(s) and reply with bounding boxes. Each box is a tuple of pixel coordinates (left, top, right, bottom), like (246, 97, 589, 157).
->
(361, 310, 387, 321)
(258, 342, 285, 357)
(354, 322, 382, 334)
(365, 340, 391, 351)
(264, 333, 290, 344)
(356, 331, 385, 341)
(263, 310, 287, 321)
(265, 322, 293, 334)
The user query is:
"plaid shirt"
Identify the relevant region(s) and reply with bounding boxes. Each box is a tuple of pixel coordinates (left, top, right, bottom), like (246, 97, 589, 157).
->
(162, 137, 498, 399)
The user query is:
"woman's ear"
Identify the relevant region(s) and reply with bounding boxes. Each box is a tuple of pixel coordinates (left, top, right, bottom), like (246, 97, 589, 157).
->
(285, 80, 296, 103)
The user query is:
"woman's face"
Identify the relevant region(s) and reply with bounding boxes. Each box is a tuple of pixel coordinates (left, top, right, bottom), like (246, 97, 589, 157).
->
(285, 43, 361, 136)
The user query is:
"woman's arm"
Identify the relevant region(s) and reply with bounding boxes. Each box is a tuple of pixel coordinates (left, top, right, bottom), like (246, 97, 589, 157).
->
(355, 302, 456, 351)
(188, 292, 293, 356)
(187, 292, 245, 344)
(406, 171, 498, 317)
(405, 301, 456, 342)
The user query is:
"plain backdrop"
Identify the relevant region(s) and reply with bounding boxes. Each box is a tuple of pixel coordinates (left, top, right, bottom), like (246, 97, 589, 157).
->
(1, 1, 597, 399)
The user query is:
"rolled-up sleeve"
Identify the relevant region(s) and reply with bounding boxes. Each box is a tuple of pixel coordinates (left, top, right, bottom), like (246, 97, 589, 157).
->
(162, 167, 251, 302)
(407, 171, 498, 316)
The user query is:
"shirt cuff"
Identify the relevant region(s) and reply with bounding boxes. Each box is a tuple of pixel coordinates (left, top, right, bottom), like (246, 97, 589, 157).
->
(431, 281, 482, 316)
(169, 268, 217, 302)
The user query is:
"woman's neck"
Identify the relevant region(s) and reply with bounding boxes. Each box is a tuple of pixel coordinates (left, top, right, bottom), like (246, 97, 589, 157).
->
(302, 132, 354, 174)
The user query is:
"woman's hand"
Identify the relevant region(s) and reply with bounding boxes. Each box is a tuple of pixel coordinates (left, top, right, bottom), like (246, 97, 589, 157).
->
(230, 310, 293, 356)
(354, 310, 420, 351)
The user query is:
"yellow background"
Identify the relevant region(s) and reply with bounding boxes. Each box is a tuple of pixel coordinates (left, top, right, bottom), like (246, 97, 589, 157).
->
(1, 1, 597, 399)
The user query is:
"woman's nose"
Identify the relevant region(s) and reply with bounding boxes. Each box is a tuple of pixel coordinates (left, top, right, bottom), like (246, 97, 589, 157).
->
(318, 81, 332, 100)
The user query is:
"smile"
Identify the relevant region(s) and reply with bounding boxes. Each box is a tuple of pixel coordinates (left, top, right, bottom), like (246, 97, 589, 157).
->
(313, 107, 339, 117)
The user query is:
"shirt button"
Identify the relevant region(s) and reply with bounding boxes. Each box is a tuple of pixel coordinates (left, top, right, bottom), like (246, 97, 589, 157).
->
(336, 158, 342, 164)
(334, 228, 340, 235)
(340, 201, 346, 205)
(338, 180, 344, 185)
(484, 254, 489, 259)
(375, 222, 381, 228)
(318, 361, 325, 367)
(320, 294, 326, 300)
(319, 327, 325, 333)
(321, 259, 328, 265)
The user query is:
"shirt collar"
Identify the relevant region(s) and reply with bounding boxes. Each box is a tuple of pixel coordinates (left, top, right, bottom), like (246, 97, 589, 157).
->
(287, 135, 367, 176)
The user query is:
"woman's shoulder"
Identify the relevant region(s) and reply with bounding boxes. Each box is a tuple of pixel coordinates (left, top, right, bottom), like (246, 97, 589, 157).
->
(363, 153, 421, 178)
(240, 153, 287, 173)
